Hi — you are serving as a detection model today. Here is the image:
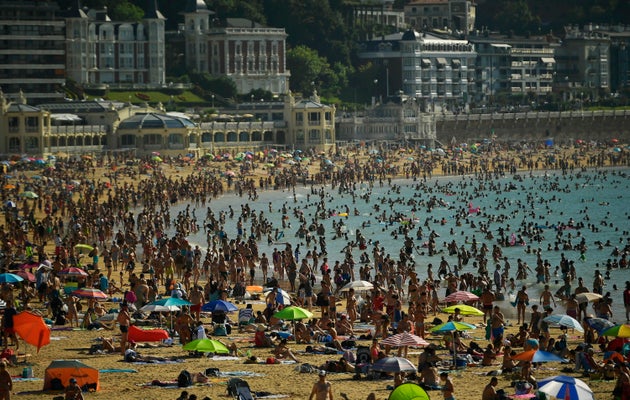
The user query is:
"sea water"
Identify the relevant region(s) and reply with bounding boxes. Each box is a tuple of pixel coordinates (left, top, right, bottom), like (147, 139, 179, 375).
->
(167, 168, 630, 321)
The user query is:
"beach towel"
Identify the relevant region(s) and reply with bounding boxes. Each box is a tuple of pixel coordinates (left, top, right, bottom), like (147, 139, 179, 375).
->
(140, 380, 212, 389)
(129, 359, 184, 365)
(99, 369, 137, 373)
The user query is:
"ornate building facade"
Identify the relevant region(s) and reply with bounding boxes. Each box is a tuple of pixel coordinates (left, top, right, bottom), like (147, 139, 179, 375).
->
(182, 0, 290, 95)
(65, 3, 166, 87)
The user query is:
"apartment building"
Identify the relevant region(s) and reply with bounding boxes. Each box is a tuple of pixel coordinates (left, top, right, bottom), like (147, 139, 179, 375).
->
(65, 2, 166, 87)
(0, 1, 66, 102)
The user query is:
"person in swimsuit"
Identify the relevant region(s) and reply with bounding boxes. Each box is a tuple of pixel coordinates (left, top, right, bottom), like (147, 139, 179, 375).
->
(117, 302, 131, 355)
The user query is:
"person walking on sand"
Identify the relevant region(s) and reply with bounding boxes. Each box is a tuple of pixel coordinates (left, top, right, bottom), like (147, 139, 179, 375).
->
(0, 361, 12, 400)
(309, 370, 333, 400)
(515, 286, 529, 325)
(117, 302, 131, 355)
(624, 281, 630, 322)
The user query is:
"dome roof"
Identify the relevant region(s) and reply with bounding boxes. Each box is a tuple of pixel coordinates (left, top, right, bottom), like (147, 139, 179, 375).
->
(184, 0, 210, 13)
(401, 29, 418, 41)
(118, 113, 195, 130)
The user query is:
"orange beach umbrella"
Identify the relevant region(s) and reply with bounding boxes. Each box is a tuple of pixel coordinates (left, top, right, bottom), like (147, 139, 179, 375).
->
(13, 311, 50, 353)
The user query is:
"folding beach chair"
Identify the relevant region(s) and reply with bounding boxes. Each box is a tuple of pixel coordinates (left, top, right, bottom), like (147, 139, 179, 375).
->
(227, 378, 254, 400)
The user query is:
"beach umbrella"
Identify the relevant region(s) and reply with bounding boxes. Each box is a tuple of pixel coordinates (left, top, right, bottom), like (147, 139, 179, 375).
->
(511, 349, 565, 363)
(430, 321, 476, 334)
(575, 292, 602, 304)
(3, 184, 15, 190)
(19, 261, 39, 270)
(20, 191, 38, 199)
(388, 383, 430, 400)
(5, 201, 16, 208)
(543, 314, 584, 332)
(442, 304, 484, 316)
(58, 267, 89, 277)
(273, 306, 313, 321)
(140, 304, 180, 313)
(340, 280, 374, 292)
(443, 290, 479, 303)
(245, 285, 263, 293)
(201, 299, 238, 313)
(151, 297, 192, 308)
(263, 288, 291, 305)
(16, 270, 36, 283)
(600, 324, 630, 338)
(585, 317, 615, 334)
(0, 273, 24, 284)
(372, 356, 417, 373)
(183, 338, 229, 354)
(72, 288, 108, 300)
(14, 311, 50, 353)
(74, 243, 94, 253)
(381, 332, 430, 348)
(151, 155, 162, 162)
(537, 375, 594, 400)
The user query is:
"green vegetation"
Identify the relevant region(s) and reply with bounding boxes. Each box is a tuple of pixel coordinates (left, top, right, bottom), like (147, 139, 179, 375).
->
(100, 90, 206, 104)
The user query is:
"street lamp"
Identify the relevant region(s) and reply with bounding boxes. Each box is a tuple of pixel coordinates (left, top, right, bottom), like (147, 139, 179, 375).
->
(211, 94, 215, 109)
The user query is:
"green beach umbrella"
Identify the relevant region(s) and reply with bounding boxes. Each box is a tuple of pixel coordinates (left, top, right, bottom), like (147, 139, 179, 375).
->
(600, 324, 630, 338)
(442, 304, 484, 316)
(388, 383, 430, 400)
(430, 321, 476, 333)
(74, 243, 94, 253)
(20, 191, 39, 199)
(273, 306, 313, 321)
(183, 338, 229, 354)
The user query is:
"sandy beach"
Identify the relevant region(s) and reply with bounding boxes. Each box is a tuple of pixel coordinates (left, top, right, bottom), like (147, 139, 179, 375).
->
(0, 142, 628, 400)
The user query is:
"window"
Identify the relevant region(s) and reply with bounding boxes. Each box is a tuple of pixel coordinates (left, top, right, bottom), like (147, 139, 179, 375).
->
(309, 129, 320, 141)
(296, 129, 304, 143)
(8, 137, 20, 151)
(295, 112, 303, 123)
(8, 117, 19, 132)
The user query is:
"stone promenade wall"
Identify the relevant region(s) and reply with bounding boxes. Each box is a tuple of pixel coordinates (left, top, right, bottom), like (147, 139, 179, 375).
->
(435, 110, 630, 144)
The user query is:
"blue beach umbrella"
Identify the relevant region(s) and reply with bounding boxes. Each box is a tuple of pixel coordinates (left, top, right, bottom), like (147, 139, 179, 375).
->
(537, 375, 594, 400)
(585, 317, 614, 334)
(0, 273, 24, 284)
(543, 314, 584, 332)
(512, 349, 565, 363)
(201, 299, 238, 313)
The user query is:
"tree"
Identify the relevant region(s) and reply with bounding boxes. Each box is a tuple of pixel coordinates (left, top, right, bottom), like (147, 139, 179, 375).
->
(286, 45, 331, 96)
(109, 1, 144, 22)
(492, 0, 540, 35)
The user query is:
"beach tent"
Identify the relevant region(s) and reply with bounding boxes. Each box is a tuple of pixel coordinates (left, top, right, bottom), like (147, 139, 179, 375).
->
(388, 383, 430, 400)
(43, 360, 99, 391)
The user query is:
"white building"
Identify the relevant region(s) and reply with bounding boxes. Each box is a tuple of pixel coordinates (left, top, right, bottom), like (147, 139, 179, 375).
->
(65, 2, 166, 87)
(182, 0, 290, 95)
(358, 29, 476, 107)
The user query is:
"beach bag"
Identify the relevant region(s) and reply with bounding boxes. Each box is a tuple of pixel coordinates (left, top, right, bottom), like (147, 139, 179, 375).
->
(177, 370, 192, 387)
(227, 377, 248, 396)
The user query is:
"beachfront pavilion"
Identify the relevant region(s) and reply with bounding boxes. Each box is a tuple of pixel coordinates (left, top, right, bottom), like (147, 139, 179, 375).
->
(0, 90, 51, 155)
(114, 112, 199, 156)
